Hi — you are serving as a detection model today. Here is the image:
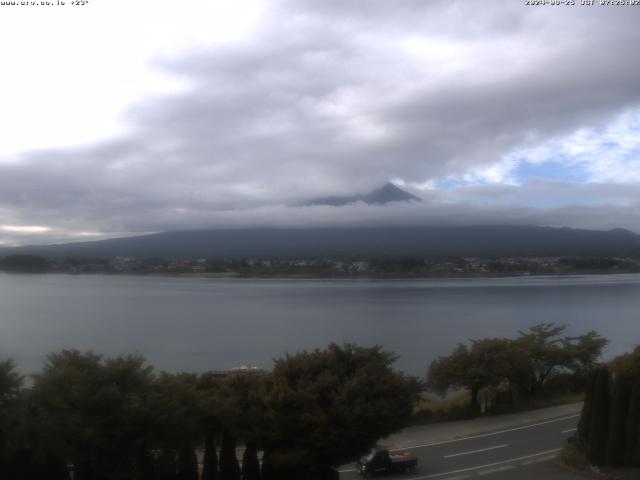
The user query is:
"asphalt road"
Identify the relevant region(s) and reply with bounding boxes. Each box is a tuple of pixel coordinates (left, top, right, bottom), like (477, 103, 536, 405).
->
(340, 412, 580, 480)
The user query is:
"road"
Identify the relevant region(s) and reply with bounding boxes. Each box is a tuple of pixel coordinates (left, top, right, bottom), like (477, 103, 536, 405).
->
(340, 406, 583, 480)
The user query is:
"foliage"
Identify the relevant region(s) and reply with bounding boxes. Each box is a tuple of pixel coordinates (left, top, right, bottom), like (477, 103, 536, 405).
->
(241, 442, 260, 480)
(201, 432, 219, 480)
(261, 343, 414, 470)
(559, 444, 590, 470)
(0, 343, 420, 478)
(606, 374, 633, 466)
(219, 428, 241, 480)
(427, 323, 607, 409)
(575, 347, 640, 468)
(626, 380, 640, 466)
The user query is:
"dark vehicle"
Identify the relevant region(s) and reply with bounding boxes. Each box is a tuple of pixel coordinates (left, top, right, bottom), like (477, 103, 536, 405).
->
(356, 448, 418, 477)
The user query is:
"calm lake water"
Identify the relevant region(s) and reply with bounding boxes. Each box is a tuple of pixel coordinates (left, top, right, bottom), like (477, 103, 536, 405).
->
(1, 273, 639, 376)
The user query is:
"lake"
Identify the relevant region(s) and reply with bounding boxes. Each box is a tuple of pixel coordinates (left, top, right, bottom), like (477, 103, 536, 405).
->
(1, 273, 639, 376)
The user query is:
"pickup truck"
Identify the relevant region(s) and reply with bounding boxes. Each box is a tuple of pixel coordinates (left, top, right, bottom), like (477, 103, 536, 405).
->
(355, 448, 418, 477)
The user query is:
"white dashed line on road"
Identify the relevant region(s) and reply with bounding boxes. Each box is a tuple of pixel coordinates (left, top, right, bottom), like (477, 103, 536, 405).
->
(477, 465, 514, 475)
(403, 448, 562, 479)
(389, 414, 579, 452)
(443, 444, 508, 459)
(521, 454, 557, 465)
(561, 428, 577, 434)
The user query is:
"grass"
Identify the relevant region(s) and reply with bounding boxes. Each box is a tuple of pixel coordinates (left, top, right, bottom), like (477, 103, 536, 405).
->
(558, 444, 590, 470)
(410, 390, 584, 426)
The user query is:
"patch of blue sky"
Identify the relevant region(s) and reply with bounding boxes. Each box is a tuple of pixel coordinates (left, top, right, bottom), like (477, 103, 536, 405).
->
(437, 178, 461, 189)
(513, 158, 589, 183)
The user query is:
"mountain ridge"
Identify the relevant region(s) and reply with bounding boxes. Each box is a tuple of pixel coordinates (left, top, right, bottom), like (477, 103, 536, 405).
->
(1, 224, 639, 259)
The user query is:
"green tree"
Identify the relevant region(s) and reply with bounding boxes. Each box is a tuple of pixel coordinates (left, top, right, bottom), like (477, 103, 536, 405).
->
(514, 323, 569, 397)
(177, 447, 199, 480)
(241, 442, 260, 480)
(202, 432, 219, 480)
(606, 374, 633, 466)
(626, 379, 640, 466)
(577, 369, 597, 446)
(260, 343, 413, 474)
(157, 449, 178, 480)
(219, 428, 241, 480)
(0, 359, 24, 478)
(563, 331, 609, 378)
(31, 350, 155, 480)
(587, 366, 611, 466)
(428, 339, 522, 409)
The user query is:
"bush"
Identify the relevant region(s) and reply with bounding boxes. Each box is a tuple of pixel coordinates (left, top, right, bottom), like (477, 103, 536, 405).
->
(559, 444, 589, 470)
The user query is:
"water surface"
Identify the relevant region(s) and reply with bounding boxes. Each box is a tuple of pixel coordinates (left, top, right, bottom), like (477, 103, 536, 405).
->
(1, 273, 638, 375)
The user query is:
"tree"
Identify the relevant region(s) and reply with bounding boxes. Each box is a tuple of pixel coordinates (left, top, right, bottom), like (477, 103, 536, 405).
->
(202, 432, 219, 480)
(0, 360, 24, 479)
(427, 339, 522, 409)
(577, 370, 597, 446)
(148, 373, 203, 459)
(514, 323, 569, 397)
(157, 449, 179, 480)
(606, 374, 633, 466)
(563, 331, 609, 378)
(242, 442, 261, 480)
(626, 380, 640, 466)
(219, 428, 241, 480)
(177, 447, 199, 480)
(31, 350, 155, 479)
(260, 343, 413, 474)
(587, 366, 611, 466)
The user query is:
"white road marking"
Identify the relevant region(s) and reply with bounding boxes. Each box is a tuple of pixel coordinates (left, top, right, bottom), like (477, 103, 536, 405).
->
(403, 448, 562, 479)
(561, 428, 577, 434)
(440, 475, 472, 480)
(443, 444, 508, 459)
(477, 465, 514, 475)
(521, 454, 557, 465)
(338, 468, 355, 473)
(389, 414, 579, 452)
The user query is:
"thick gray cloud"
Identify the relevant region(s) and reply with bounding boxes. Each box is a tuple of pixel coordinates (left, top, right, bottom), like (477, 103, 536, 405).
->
(1, 0, 640, 245)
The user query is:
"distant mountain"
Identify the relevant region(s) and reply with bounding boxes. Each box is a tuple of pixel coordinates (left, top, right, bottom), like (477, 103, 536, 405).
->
(302, 182, 422, 206)
(2, 225, 640, 260)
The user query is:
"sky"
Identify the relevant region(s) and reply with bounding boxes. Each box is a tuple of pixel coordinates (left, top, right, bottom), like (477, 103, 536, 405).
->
(1, 0, 640, 246)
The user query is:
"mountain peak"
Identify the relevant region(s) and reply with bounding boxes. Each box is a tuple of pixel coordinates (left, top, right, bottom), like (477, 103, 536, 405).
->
(302, 182, 422, 207)
(365, 182, 422, 204)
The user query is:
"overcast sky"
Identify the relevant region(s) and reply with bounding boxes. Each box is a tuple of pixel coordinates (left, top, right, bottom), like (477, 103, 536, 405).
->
(1, 0, 640, 245)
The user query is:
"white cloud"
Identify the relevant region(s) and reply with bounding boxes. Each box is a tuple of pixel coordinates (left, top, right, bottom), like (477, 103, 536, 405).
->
(0, 225, 51, 233)
(0, 0, 264, 157)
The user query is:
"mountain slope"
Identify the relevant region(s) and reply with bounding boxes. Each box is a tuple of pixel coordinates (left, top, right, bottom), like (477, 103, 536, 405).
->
(303, 182, 422, 206)
(2, 225, 640, 259)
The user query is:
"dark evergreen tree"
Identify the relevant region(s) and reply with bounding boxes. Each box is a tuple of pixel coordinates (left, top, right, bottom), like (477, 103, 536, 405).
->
(157, 449, 179, 480)
(587, 366, 611, 466)
(577, 370, 597, 447)
(219, 429, 241, 480)
(260, 450, 275, 480)
(202, 432, 219, 480)
(241, 442, 260, 480)
(627, 380, 640, 466)
(606, 375, 633, 466)
(177, 448, 198, 480)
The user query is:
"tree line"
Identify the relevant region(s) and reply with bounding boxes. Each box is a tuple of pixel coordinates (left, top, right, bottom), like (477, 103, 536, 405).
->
(0, 344, 417, 480)
(426, 323, 608, 411)
(575, 346, 640, 467)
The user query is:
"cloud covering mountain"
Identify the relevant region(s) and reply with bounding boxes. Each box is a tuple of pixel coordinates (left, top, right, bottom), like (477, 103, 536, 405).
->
(1, 1, 640, 245)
